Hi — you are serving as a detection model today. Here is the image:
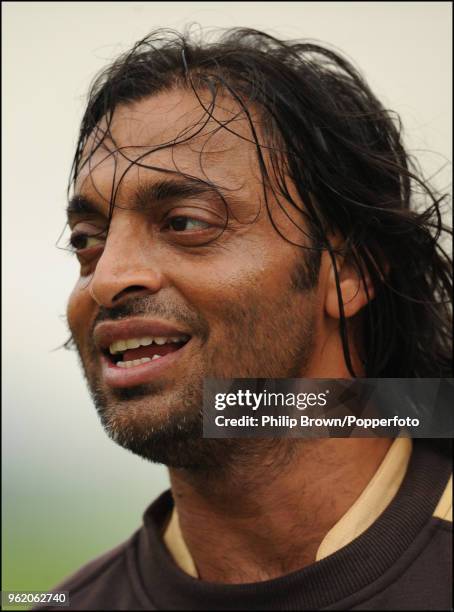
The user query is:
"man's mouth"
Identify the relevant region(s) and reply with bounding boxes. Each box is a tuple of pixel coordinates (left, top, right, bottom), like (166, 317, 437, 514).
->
(94, 319, 192, 388)
(105, 334, 190, 368)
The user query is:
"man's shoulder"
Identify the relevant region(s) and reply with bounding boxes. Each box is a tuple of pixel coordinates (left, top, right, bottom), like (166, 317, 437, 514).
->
(33, 530, 145, 611)
(57, 538, 130, 589)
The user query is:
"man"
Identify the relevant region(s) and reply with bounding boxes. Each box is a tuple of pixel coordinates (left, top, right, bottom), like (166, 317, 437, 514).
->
(41, 28, 452, 610)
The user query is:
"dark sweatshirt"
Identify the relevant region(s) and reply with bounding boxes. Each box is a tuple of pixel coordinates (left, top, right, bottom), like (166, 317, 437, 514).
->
(35, 439, 452, 610)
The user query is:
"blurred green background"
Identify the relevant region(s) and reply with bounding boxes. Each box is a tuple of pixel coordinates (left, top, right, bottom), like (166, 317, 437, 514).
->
(3, 403, 169, 610)
(3, 467, 167, 593)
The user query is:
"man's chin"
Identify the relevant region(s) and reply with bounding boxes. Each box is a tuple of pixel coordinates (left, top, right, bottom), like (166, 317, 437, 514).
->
(99, 408, 233, 469)
(86, 378, 296, 472)
(88, 379, 224, 468)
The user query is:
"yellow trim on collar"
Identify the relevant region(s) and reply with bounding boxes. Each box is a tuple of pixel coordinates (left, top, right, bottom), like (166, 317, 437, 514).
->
(315, 437, 412, 561)
(163, 505, 198, 578)
(433, 474, 452, 522)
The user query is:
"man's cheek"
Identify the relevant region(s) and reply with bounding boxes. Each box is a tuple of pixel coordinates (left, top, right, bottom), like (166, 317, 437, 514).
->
(67, 283, 93, 348)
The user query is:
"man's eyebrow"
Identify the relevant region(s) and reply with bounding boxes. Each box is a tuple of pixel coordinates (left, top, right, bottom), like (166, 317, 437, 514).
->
(134, 178, 228, 209)
(67, 178, 234, 221)
(66, 195, 103, 219)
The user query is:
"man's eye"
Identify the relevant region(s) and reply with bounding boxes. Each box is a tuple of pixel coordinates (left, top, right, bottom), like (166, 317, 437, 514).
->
(69, 233, 105, 250)
(167, 216, 210, 232)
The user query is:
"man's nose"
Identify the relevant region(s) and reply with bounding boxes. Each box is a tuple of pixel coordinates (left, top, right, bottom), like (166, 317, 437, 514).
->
(88, 226, 164, 308)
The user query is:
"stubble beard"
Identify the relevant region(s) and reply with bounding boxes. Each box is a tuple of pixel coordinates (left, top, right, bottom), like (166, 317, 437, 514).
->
(76, 259, 319, 472)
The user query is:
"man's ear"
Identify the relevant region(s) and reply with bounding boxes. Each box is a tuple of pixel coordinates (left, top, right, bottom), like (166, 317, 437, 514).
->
(324, 252, 375, 320)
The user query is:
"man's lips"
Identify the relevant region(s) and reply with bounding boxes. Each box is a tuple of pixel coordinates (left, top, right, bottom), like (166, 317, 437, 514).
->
(93, 318, 192, 388)
(100, 342, 191, 388)
(93, 318, 191, 351)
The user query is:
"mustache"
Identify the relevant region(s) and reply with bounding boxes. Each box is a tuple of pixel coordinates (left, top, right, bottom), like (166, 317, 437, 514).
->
(91, 295, 209, 340)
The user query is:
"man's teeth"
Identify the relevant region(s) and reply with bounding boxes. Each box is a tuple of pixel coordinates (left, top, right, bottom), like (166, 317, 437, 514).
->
(109, 335, 187, 355)
(116, 355, 162, 368)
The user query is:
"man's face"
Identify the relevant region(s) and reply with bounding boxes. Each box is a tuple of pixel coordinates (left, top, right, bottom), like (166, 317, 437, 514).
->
(66, 88, 324, 467)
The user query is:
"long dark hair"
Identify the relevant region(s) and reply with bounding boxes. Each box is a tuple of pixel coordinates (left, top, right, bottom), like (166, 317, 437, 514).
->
(69, 27, 452, 378)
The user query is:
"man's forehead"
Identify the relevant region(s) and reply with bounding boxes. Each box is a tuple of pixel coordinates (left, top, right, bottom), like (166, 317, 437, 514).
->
(76, 87, 262, 194)
(109, 88, 256, 150)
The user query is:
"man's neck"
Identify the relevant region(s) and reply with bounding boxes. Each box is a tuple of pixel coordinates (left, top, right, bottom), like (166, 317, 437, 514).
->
(168, 437, 393, 584)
